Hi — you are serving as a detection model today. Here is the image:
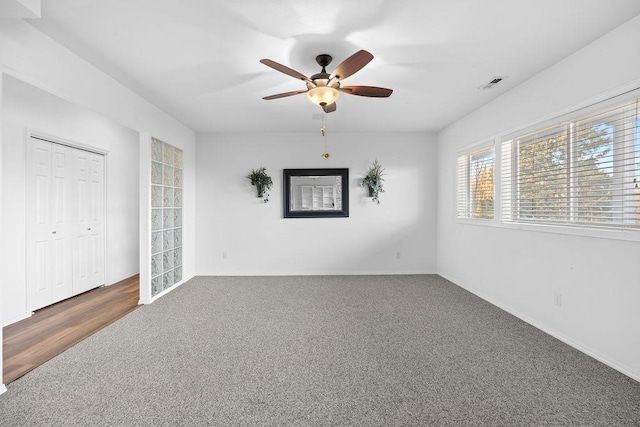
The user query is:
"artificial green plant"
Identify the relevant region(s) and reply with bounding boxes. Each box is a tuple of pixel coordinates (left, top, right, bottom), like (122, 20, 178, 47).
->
(247, 166, 273, 203)
(361, 159, 385, 204)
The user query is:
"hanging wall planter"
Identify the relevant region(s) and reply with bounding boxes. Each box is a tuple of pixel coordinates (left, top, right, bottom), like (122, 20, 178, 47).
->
(361, 159, 385, 204)
(367, 186, 375, 198)
(247, 166, 273, 203)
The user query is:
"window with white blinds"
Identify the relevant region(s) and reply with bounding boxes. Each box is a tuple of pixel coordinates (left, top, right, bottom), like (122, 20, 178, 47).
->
(457, 144, 495, 219)
(502, 98, 640, 229)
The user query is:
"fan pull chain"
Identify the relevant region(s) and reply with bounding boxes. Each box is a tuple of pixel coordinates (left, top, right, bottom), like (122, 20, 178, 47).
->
(321, 113, 330, 159)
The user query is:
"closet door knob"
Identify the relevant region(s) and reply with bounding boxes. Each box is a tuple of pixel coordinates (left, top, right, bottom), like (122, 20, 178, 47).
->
(52, 231, 57, 234)
(87, 228, 91, 231)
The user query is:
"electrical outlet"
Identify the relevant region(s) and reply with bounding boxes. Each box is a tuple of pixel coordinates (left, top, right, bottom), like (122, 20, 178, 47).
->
(553, 292, 562, 307)
(222, 251, 227, 260)
(396, 252, 401, 259)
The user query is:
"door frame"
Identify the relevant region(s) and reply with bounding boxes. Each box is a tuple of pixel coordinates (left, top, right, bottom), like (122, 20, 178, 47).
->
(26, 129, 109, 312)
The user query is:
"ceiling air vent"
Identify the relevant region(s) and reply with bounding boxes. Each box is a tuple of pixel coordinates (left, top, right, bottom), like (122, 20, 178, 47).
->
(479, 76, 507, 90)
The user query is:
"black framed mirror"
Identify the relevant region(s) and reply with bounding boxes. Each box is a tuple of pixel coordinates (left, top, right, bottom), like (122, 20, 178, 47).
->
(283, 168, 349, 218)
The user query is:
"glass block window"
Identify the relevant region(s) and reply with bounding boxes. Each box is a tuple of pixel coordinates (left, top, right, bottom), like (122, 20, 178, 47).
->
(151, 137, 183, 297)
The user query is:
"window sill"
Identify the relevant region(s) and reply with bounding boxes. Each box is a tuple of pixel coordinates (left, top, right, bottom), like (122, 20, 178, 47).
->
(456, 217, 640, 243)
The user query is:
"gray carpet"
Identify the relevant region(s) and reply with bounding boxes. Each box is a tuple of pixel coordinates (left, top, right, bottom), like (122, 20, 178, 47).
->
(1, 275, 639, 426)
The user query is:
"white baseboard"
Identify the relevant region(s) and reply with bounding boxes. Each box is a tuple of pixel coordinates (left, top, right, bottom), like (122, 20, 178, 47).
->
(2, 311, 32, 327)
(438, 271, 640, 383)
(0, 384, 6, 395)
(193, 270, 437, 277)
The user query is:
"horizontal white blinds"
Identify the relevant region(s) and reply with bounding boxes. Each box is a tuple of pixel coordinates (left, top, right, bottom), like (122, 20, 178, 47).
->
(457, 145, 494, 219)
(502, 99, 640, 229)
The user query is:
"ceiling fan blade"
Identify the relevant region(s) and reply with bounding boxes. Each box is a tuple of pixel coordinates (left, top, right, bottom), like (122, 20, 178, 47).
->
(322, 102, 337, 113)
(341, 86, 393, 97)
(262, 90, 308, 100)
(260, 59, 313, 84)
(330, 50, 374, 81)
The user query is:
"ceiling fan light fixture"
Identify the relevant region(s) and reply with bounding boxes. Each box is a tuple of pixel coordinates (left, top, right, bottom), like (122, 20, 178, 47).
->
(307, 86, 339, 106)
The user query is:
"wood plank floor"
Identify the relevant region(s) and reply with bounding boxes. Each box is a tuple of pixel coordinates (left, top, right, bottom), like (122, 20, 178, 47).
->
(3, 275, 139, 385)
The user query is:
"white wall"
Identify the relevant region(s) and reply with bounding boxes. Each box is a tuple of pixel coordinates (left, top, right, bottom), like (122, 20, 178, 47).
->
(437, 15, 640, 380)
(0, 18, 196, 303)
(1, 75, 139, 325)
(0, 63, 6, 396)
(196, 132, 437, 275)
(0, 19, 196, 390)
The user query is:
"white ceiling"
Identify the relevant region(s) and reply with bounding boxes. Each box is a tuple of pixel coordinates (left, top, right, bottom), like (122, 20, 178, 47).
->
(25, 0, 640, 133)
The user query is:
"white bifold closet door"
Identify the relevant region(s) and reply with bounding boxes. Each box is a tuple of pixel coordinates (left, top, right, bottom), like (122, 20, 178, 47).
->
(73, 149, 105, 295)
(27, 137, 105, 311)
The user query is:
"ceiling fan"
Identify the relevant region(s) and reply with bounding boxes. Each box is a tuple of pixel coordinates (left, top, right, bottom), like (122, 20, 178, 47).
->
(260, 49, 393, 113)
